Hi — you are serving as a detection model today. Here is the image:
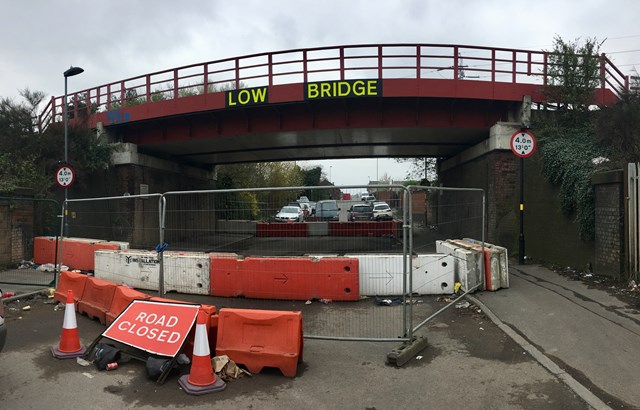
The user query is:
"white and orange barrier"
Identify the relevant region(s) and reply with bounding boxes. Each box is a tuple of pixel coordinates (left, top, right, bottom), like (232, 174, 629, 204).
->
(94, 250, 212, 295)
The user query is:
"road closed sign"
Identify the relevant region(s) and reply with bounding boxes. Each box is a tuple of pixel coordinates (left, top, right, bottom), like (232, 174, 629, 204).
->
(510, 130, 537, 158)
(103, 300, 200, 357)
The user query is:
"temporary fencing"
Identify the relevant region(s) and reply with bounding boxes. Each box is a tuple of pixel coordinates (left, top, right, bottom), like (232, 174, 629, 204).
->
(406, 186, 486, 335)
(18, 183, 487, 342)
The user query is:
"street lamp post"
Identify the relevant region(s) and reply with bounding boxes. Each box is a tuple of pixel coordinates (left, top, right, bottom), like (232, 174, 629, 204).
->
(63, 66, 84, 237)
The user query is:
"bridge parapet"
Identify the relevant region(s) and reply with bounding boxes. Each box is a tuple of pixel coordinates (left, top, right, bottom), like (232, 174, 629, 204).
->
(38, 43, 629, 132)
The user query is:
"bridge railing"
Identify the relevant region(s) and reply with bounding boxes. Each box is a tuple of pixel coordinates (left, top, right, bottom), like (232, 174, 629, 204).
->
(37, 43, 629, 131)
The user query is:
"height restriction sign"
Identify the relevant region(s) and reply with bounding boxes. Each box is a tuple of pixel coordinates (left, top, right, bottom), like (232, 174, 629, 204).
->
(510, 130, 537, 158)
(55, 164, 75, 189)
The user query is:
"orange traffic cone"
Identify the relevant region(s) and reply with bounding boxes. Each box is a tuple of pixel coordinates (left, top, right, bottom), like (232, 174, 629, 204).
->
(179, 310, 226, 395)
(51, 290, 86, 359)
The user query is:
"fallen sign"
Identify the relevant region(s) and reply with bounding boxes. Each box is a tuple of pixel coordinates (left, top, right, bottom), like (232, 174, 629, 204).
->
(84, 300, 200, 384)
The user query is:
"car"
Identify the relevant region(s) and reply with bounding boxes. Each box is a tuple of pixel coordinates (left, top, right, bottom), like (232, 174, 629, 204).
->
(362, 194, 376, 202)
(315, 200, 340, 221)
(372, 202, 393, 221)
(297, 196, 309, 203)
(0, 288, 6, 353)
(348, 203, 374, 221)
(275, 206, 304, 222)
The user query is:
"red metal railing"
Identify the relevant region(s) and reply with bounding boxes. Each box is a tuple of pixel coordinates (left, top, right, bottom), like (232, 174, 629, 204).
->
(37, 43, 629, 132)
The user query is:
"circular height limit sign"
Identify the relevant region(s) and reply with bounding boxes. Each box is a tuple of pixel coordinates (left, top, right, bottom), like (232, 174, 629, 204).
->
(55, 164, 75, 189)
(510, 130, 537, 158)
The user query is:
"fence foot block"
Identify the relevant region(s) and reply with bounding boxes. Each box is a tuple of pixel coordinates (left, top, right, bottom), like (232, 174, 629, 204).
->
(386, 336, 428, 367)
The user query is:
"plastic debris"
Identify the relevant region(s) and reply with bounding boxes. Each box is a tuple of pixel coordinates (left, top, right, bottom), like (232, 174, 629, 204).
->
(455, 301, 470, 309)
(76, 357, 93, 367)
(305, 300, 312, 305)
(22, 305, 31, 311)
(319, 298, 332, 304)
(2, 291, 15, 298)
(82, 372, 94, 379)
(453, 282, 462, 294)
(436, 296, 452, 303)
(415, 355, 423, 360)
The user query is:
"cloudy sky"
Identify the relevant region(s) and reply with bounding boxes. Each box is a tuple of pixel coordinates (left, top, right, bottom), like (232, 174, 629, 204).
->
(2, 0, 638, 185)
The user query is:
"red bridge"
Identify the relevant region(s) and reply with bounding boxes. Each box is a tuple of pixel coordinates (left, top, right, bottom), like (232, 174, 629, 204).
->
(39, 43, 629, 164)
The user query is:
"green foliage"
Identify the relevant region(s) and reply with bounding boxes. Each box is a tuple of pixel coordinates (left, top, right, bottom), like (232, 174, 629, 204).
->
(539, 132, 608, 240)
(536, 36, 608, 240)
(0, 89, 112, 196)
(594, 76, 640, 164)
(544, 36, 602, 112)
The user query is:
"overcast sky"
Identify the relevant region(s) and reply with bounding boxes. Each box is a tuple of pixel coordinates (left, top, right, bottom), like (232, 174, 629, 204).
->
(2, 0, 638, 185)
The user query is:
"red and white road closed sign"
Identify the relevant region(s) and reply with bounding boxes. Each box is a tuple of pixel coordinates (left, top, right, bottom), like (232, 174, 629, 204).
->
(103, 300, 200, 357)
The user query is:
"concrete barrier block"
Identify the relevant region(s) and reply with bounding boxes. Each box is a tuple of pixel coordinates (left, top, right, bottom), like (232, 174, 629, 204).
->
(435, 240, 482, 292)
(94, 250, 210, 295)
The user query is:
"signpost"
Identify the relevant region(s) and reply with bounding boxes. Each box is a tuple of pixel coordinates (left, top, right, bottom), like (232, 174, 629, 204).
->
(510, 130, 537, 265)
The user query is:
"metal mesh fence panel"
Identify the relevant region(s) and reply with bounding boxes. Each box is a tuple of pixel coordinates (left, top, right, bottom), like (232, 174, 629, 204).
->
(164, 185, 410, 340)
(406, 186, 485, 335)
(66, 194, 162, 248)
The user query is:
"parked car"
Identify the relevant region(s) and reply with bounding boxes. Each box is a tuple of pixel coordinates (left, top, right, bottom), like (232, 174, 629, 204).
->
(275, 206, 304, 222)
(0, 289, 6, 353)
(315, 200, 340, 221)
(362, 194, 376, 202)
(308, 201, 316, 215)
(348, 203, 374, 221)
(372, 202, 393, 221)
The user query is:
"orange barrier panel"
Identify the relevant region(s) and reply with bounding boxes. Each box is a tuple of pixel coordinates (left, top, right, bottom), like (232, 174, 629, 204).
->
(329, 221, 398, 237)
(216, 308, 303, 377)
(61, 239, 121, 271)
(210, 256, 359, 301)
(77, 277, 117, 324)
(105, 286, 152, 325)
(34, 236, 57, 265)
(54, 270, 88, 307)
(256, 222, 307, 237)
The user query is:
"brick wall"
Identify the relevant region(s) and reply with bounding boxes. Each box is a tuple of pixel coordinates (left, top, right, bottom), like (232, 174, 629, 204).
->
(593, 171, 624, 277)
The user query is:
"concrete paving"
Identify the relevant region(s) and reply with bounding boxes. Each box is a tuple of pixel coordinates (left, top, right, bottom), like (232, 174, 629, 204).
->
(476, 264, 640, 409)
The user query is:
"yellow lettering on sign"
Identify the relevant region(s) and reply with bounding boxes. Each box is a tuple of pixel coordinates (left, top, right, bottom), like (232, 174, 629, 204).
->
(238, 89, 250, 105)
(337, 81, 350, 96)
(252, 87, 267, 102)
(321, 83, 331, 97)
(353, 80, 365, 96)
(307, 83, 319, 99)
(367, 80, 378, 96)
(227, 92, 237, 106)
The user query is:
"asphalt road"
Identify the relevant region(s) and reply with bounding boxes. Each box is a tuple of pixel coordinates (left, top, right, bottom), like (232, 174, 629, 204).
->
(0, 291, 589, 409)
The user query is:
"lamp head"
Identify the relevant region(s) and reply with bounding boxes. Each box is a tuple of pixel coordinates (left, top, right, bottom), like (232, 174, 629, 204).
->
(64, 66, 84, 78)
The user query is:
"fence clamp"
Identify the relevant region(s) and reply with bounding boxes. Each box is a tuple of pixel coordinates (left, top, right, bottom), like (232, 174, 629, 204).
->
(155, 243, 169, 254)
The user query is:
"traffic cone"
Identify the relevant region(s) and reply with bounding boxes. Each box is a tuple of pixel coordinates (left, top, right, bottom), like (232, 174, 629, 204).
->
(51, 290, 86, 359)
(179, 310, 226, 395)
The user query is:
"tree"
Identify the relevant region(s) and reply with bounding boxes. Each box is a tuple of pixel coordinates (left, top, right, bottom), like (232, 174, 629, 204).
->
(394, 157, 437, 184)
(535, 37, 611, 240)
(594, 75, 640, 164)
(0, 89, 112, 196)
